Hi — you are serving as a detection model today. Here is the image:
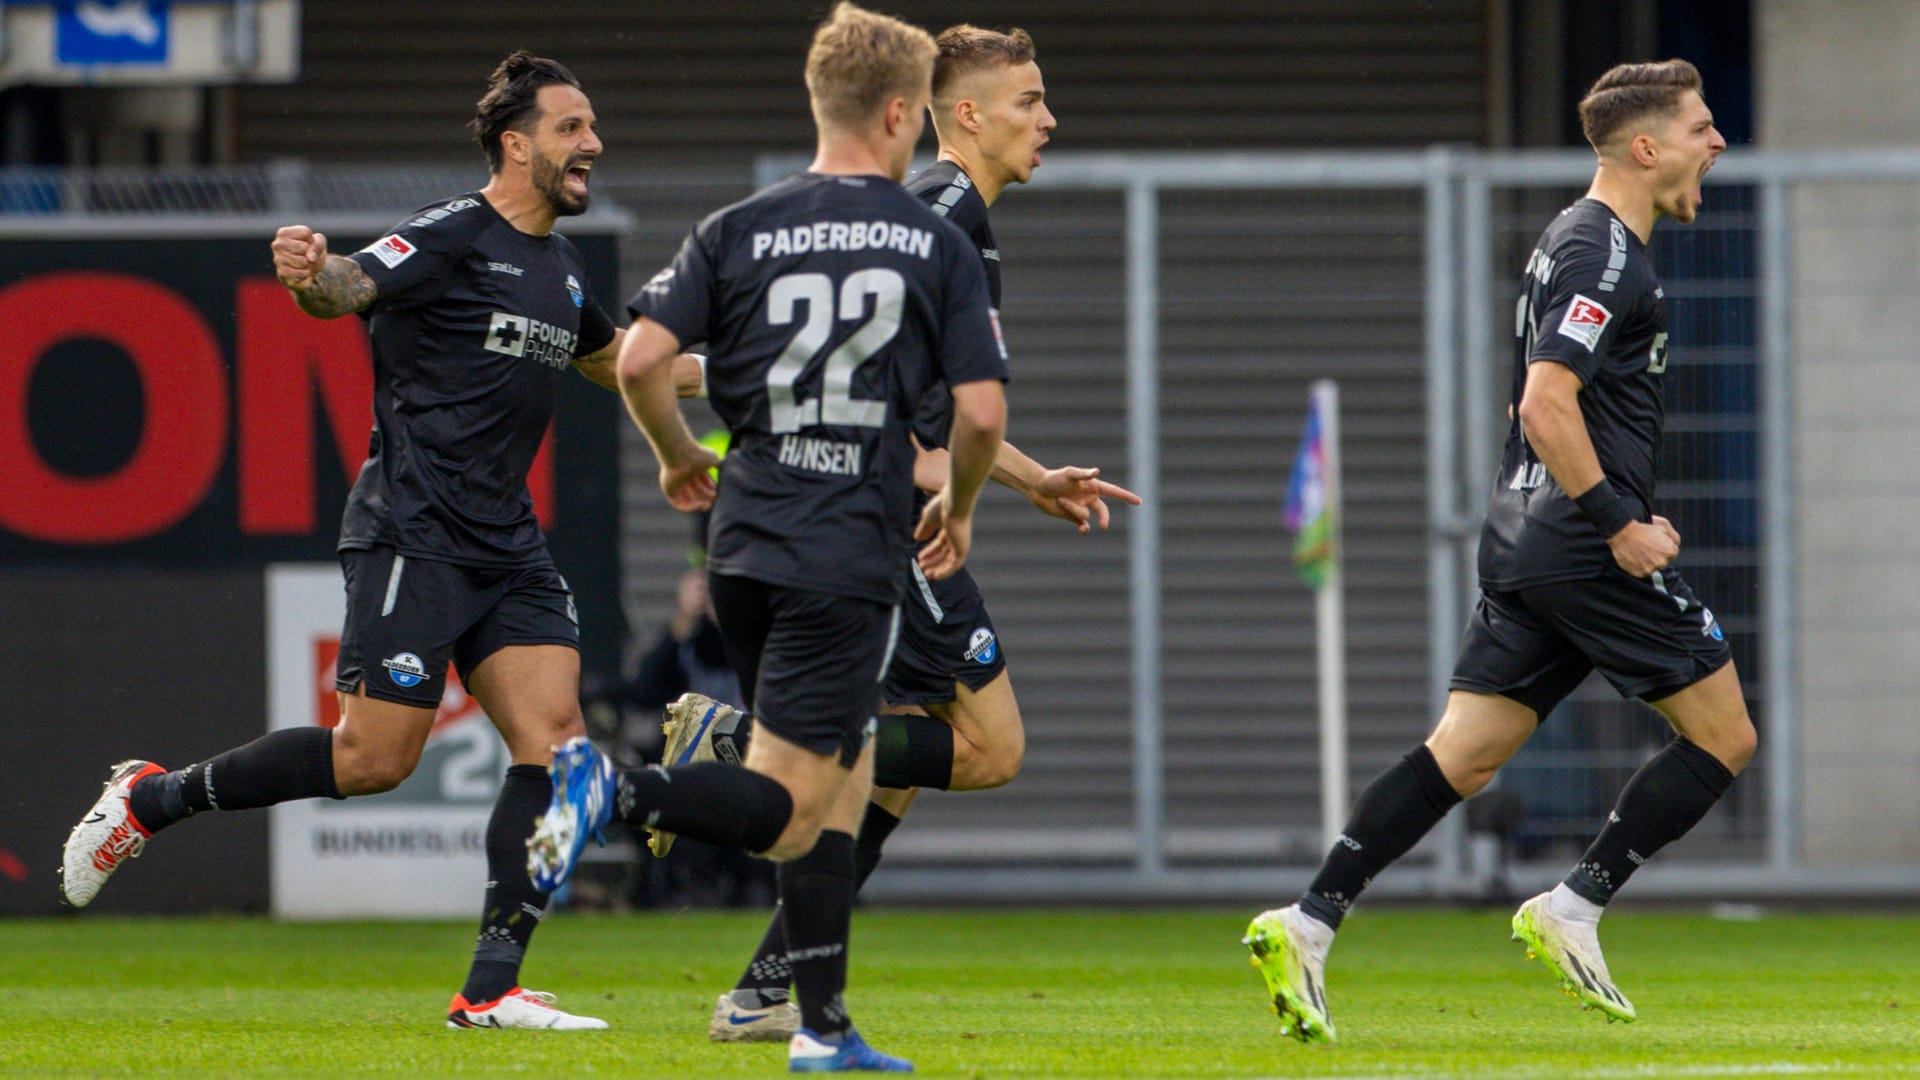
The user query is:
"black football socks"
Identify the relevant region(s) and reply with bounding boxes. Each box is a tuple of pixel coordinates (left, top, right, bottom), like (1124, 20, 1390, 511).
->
(1565, 735, 1734, 905)
(1299, 744, 1463, 931)
(716, 712, 955, 793)
(614, 761, 793, 854)
(851, 802, 902, 885)
(128, 726, 340, 832)
(872, 714, 955, 791)
(461, 764, 554, 1004)
(731, 802, 902, 1008)
(778, 830, 857, 1040)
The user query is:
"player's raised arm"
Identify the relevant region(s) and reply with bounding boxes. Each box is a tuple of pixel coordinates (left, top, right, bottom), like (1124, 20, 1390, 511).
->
(271, 225, 378, 319)
(616, 316, 718, 511)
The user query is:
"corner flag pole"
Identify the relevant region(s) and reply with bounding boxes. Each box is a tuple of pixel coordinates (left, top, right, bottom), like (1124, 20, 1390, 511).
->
(1311, 380, 1348, 853)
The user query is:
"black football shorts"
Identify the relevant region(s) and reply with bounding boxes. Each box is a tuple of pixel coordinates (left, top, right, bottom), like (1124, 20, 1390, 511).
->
(883, 561, 1007, 706)
(707, 572, 899, 766)
(1450, 565, 1733, 717)
(336, 545, 579, 708)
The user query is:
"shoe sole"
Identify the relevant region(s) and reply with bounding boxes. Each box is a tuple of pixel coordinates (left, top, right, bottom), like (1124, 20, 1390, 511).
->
(650, 698, 727, 858)
(1242, 916, 1335, 1044)
(1510, 906, 1636, 1022)
(529, 743, 608, 892)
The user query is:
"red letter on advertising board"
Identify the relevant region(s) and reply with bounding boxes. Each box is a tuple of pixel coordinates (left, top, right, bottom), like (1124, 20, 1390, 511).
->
(0, 272, 227, 544)
(236, 280, 375, 534)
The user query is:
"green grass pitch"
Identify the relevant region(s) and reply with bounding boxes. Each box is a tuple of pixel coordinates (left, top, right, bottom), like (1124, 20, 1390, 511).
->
(3, 907, 1915, 1077)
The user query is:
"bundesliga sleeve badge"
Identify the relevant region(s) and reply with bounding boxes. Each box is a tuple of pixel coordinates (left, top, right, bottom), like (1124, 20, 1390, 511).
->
(1556, 294, 1612, 352)
(362, 234, 418, 269)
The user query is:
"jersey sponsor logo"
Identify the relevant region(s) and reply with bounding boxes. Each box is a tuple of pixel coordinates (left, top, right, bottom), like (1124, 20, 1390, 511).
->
(483, 311, 578, 370)
(364, 234, 417, 269)
(486, 261, 525, 276)
(1646, 331, 1670, 375)
(750, 220, 935, 261)
(964, 627, 997, 664)
(775, 434, 863, 476)
(988, 307, 1008, 360)
(1555, 293, 1612, 352)
(382, 651, 427, 688)
(565, 274, 584, 308)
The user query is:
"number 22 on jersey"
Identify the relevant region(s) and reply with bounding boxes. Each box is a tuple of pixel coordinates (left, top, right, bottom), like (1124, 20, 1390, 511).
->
(764, 269, 904, 434)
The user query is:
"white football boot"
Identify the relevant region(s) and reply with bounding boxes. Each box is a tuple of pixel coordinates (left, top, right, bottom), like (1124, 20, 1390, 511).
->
(1242, 904, 1337, 1043)
(446, 987, 609, 1030)
(708, 991, 801, 1043)
(61, 760, 166, 908)
(1511, 891, 1636, 1022)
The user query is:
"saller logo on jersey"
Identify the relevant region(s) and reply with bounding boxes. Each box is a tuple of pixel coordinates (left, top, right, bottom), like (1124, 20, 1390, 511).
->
(363, 234, 417, 269)
(1556, 293, 1612, 352)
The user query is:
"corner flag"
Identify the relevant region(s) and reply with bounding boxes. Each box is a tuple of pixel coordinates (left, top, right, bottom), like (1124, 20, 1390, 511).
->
(1283, 391, 1334, 589)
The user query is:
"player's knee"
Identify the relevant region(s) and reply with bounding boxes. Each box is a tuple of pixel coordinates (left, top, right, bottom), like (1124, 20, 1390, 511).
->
(1714, 717, 1758, 775)
(763, 813, 828, 862)
(334, 743, 421, 795)
(505, 711, 586, 764)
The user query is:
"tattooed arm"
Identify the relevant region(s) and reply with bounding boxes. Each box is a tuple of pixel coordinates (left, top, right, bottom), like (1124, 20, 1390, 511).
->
(570, 326, 624, 392)
(271, 225, 379, 318)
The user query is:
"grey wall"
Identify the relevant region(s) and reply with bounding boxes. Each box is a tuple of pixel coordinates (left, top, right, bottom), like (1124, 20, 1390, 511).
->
(1759, 0, 1920, 864)
(234, 1, 1489, 167)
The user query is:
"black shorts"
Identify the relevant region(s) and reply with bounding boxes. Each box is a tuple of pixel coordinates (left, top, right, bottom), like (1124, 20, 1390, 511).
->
(336, 545, 579, 709)
(707, 572, 899, 766)
(1451, 566, 1733, 717)
(883, 562, 1007, 706)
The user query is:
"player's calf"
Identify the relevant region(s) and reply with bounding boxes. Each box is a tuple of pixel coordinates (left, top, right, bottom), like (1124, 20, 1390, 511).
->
(946, 726, 1022, 791)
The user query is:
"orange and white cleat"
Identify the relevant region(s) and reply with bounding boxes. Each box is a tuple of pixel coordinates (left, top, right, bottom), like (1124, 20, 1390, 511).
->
(446, 987, 608, 1030)
(60, 760, 165, 908)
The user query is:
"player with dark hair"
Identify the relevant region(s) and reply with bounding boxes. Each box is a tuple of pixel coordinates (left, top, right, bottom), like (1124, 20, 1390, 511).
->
(61, 50, 629, 1031)
(694, 21, 1139, 1044)
(1245, 58, 1744, 1042)
(525, 3, 1007, 1071)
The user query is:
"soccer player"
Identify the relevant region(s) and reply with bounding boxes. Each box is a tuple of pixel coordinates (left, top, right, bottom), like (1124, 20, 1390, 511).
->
(699, 23, 1140, 1044)
(1244, 58, 1747, 1042)
(525, 3, 1008, 1071)
(61, 51, 627, 1031)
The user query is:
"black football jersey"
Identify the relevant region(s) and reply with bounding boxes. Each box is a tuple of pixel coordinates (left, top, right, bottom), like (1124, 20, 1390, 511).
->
(339, 192, 616, 567)
(1479, 198, 1671, 588)
(630, 172, 1010, 605)
(903, 160, 1000, 454)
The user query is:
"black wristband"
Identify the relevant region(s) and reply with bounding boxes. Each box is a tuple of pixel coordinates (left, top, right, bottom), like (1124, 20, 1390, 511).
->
(1574, 479, 1634, 539)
